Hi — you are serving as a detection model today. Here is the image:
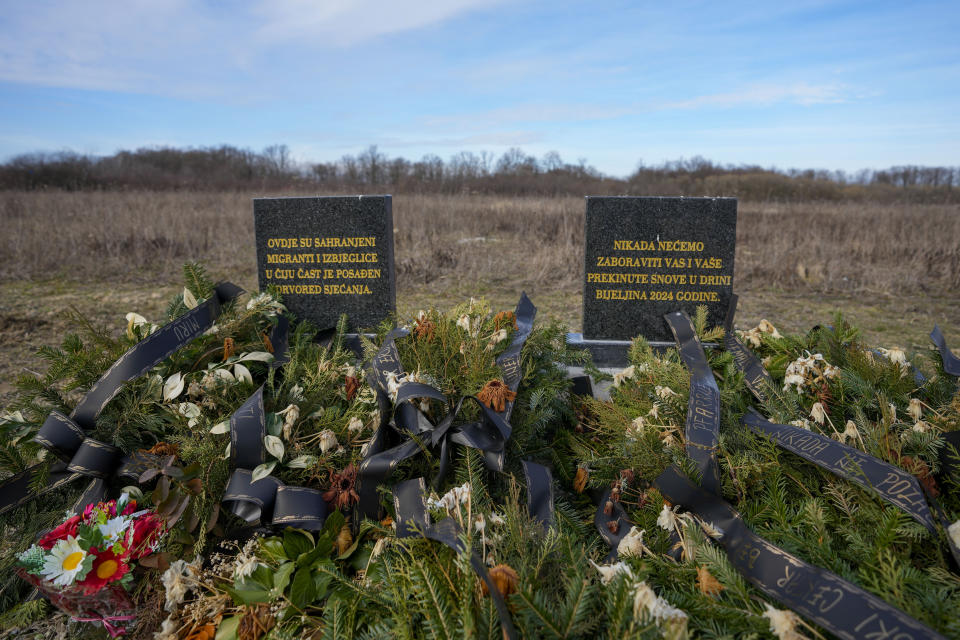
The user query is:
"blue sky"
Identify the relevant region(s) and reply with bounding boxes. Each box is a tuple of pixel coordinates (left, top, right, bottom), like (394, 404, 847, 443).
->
(1, 0, 957, 176)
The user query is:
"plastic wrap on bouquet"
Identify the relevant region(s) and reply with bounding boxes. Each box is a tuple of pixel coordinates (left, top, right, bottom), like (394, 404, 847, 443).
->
(17, 568, 136, 637)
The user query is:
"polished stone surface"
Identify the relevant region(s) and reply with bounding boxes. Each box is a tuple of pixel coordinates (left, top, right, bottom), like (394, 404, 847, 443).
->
(254, 195, 395, 331)
(583, 196, 737, 342)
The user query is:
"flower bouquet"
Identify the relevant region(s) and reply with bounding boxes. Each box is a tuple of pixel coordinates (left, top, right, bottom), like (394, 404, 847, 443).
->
(15, 494, 165, 637)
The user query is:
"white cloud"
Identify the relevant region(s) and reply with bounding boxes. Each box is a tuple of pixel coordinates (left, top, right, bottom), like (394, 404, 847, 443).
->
(665, 83, 851, 109)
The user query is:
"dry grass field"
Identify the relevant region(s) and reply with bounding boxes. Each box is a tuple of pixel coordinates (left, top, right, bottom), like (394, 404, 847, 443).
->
(1, 190, 958, 397)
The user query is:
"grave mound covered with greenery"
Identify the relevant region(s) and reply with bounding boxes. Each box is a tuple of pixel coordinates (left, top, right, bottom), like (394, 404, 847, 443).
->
(0, 264, 958, 640)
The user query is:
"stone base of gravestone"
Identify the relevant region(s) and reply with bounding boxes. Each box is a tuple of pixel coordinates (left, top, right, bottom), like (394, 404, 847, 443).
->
(566, 332, 718, 369)
(566, 333, 675, 367)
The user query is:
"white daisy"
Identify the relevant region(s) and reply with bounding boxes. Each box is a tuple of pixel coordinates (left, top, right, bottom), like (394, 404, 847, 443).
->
(99, 516, 131, 545)
(41, 536, 89, 587)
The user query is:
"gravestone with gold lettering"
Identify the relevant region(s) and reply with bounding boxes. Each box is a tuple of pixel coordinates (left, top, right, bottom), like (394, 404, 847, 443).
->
(569, 196, 736, 365)
(254, 196, 395, 330)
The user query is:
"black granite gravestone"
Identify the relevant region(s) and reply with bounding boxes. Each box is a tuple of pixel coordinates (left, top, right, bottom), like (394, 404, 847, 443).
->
(254, 196, 395, 330)
(569, 196, 737, 365)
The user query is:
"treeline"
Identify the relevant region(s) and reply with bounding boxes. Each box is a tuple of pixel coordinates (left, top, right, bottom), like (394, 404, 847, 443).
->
(2, 144, 959, 202)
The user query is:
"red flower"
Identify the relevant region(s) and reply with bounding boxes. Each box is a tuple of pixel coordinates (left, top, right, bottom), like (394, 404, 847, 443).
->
(128, 514, 164, 559)
(37, 515, 81, 550)
(121, 499, 137, 516)
(77, 547, 130, 595)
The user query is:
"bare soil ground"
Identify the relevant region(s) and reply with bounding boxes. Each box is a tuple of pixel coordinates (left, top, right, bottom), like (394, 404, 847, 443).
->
(1, 191, 958, 400)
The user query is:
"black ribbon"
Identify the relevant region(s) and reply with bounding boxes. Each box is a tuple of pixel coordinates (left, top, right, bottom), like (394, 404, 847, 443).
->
(392, 478, 518, 640)
(665, 310, 722, 496)
(357, 294, 552, 525)
(655, 466, 948, 640)
(723, 294, 774, 403)
(930, 325, 960, 377)
(0, 283, 244, 516)
(743, 409, 960, 566)
(221, 317, 330, 531)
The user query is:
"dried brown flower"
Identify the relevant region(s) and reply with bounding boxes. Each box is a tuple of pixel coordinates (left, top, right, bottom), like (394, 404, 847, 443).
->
(573, 467, 589, 493)
(606, 520, 620, 534)
(603, 500, 614, 516)
(142, 442, 180, 458)
(238, 604, 275, 640)
(185, 622, 218, 640)
(261, 331, 274, 354)
(413, 316, 437, 342)
(322, 464, 360, 511)
(481, 564, 519, 598)
(222, 338, 235, 361)
(493, 311, 518, 331)
(476, 379, 517, 413)
(345, 376, 360, 402)
(380, 516, 394, 527)
(901, 456, 940, 498)
(696, 566, 724, 597)
(620, 469, 635, 485)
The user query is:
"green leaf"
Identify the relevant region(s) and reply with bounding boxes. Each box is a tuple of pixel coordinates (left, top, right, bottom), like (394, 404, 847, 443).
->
(260, 537, 288, 562)
(290, 566, 317, 609)
(283, 528, 315, 560)
(271, 561, 295, 597)
(215, 616, 240, 640)
(223, 584, 272, 605)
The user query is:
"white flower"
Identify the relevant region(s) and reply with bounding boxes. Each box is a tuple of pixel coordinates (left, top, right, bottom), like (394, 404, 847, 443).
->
(912, 420, 931, 433)
(698, 520, 724, 540)
(589, 559, 634, 585)
(647, 403, 660, 420)
(613, 366, 636, 388)
(426, 483, 471, 510)
(474, 515, 486, 534)
(657, 504, 679, 532)
(99, 516, 131, 545)
(456, 314, 472, 333)
(758, 319, 782, 339)
(908, 398, 923, 422)
(655, 385, 678, 400)
(319, 430, 339, 454)
(948, 520, 960, 549)
(153, 616, 179, 640)
(839, 420, 859, 444)
(789, 419, 811, 430)
(277, 404, 299, 440)
(161, 559, 198, 611)
(163, 372, 185, 402)
(125, 312, 150, 339)
(633, 581, 688, 631)
(485, 329, 509, 351)
(628, 416, 647, 438)
(762, 603, 806, 640)
(488, 513, 506, 526)
(348, 416, 365, 433)
(233, 552, 259, 580)
(810, 402, 826, 425)
(617, 526, 645, 557)
(41, 536, 88, 587)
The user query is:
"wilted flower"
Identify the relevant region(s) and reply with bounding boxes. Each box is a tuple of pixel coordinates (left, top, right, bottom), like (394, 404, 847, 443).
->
(655, 385, 678, 400)
(125, 312, 153, 339)
(322, 464, 360, 510)
(908, 398, 923, 422)
(573, 467, 589, 493)
(738, 319, 782, 348)
(319, 430, 339, 454)
(627, 416, 647, 438)
(233, 552, 258, 580)
(589, 560, 634, 585)
(426, 483, 471, 510)
(617, 526, 646, 557)
(246, 292, 285, 316)
(482, 564, 519, 597)
(789, 419, 812, 430)
(476, 379, 516, 413)
(485, 329, 509, 351)
(810, 402, 826, 425)
(762, 603, 807, 640)
(488, 513, 506, 526)
(633, 581, 688, 638)
(647, 403, 660, 420)
(474, 515, 486, 534)
(277, 404, 299, 440)
(657, 504, 680, 531)
(612, 366, 636, 388)
(912, 420, 931, 433)
(161, 558, 199, 611)
(783, 353, 839, 393)
(347, 416, 365, 433)
(838, 420, 859, 444)
(154, 616, 179, 640)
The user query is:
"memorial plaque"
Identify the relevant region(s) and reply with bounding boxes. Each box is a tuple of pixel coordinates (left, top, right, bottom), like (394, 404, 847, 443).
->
(254, 196, 395, 330)
(582, 196, 736, 343)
